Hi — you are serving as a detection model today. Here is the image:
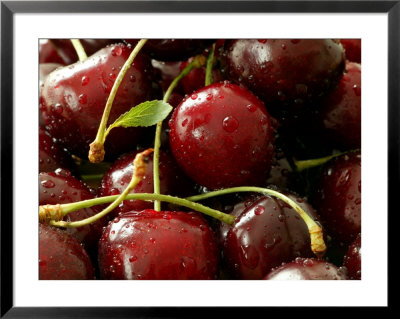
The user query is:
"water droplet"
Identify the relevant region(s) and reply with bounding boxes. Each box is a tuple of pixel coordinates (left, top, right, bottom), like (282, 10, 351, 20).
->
(81, 76, 89, 86)
(54, 104, 63, 114)
(41, 180, 55, 188)
(206, 93, 213, 101)
(181, 118, 188, 127)
(254, 205, 265, 215)
(246, 104, 257, 112)
(129, 256, 137, 262)
(353, 84, 361, 96)
(222, 116, 239, 133)
(191, 93, 198, 100)
(78, 94, 87, 104)
(257, 39, 267, 44)
(111, 46, 122, 56)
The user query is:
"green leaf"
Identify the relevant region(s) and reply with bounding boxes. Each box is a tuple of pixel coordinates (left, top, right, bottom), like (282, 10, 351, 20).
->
(108, 100, 173, 130)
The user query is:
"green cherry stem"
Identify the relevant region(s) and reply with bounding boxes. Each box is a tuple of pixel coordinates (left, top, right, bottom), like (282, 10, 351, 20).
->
(70, 39, 88, 61)
(89, 39, 148, 163)
(152, 54, 207, 211)
(48, 148, 154, 229)
(40, 193, 235, 227)
(186, 186, 326, 258)
(204, 43, 216, 86)
(293, 149, 360, 172)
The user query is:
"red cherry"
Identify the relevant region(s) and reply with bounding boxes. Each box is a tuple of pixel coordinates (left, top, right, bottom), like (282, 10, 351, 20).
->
(263, 257, 347, 280)
(39, 224, 95, 280)
(98, 210, 220, 279)
(220, 194, 319, 279)
(319, 61, 361, 149)
(168, 82, 275, 189)
(39, 127, 77, 174)
(98, 149, 193, 217)
(39, 169, 106, 254)
(340, 39, 361, 63)
(222, 39, 345, 113)
(40, 43, 154, 159)
(343, 233, 361, 279)
(39, 39, 67, 65)
(313, 150, 361, 245)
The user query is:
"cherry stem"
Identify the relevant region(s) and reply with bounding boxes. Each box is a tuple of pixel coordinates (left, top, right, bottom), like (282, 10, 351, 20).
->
(70, 39, 88, 61)
(152, 54, 207, 211)
(205, 43, 215, 86)
(89, 39, 148, 163)
(40, 192, 235, 227)
(48, 149, 154, 229)
(186, 186, 326, 258)
(293, 149, 359, 172)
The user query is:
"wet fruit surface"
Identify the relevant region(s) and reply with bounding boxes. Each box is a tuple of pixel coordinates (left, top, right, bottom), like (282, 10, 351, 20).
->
(98, 210, 220, 279)
(169, 82, 275, 189)
(222, 39, 345, 114)
(313, 150, 361, 245)
(264, 257, 347, 280)
(343, 233, 361, 279)
(39, 223, 95, 280)
(220, 194, 319, 279)
(40, 43, 153, 159)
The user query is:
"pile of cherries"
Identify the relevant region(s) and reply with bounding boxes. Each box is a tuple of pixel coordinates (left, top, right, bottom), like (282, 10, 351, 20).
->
(39, 38, 361, 280)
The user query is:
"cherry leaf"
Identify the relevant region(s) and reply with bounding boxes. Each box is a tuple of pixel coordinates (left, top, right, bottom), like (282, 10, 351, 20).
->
(109, 100, 173, 129)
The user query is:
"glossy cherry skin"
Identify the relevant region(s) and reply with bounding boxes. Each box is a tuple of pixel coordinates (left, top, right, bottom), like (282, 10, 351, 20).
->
(340, 39, 361, 63)
(219, 194, 319, 279)
(39, 63, 62, 88)
(319, 62, 361, 149)
(39, 223, 95, 280)
(125, 39, 213, 62)
(313, 150, 361, 245)
(169, 82, 275, 189)
(263, 257, 347, 280)
(39, 169, 105, 254)
(222, 39, 345, 113)
(98, 149, 193, 217)
(39, 127, 77, 174)
(343, 233, 361, 279)
(40, 43, 153, 159)
(98, 210, 220, 280)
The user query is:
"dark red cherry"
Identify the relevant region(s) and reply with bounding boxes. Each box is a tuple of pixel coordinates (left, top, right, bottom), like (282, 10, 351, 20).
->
(125, 39, 213, 62)
(39, 63, 62, 88)
(98, 210, 220, 279)
(98, 149, 193, 217)
(222, 39, 345, 113)
(39, 39, 67, 65)
(168, 82, 275, 189)
(220, 194, 319, 279)
(40, 43, 153, 159)
(50, 39, 118, 64)
(343, 233, 361, 279)
(39, 169, 106, 254)
(319, 62, 361, 149)
(313, 150, 361, 245)
(263, 257, 347, 280)
(39, 127, 77, 174)
(180, 59, 223, 95)
(39, 223, 95, 280)
(340, 39, 361, 63)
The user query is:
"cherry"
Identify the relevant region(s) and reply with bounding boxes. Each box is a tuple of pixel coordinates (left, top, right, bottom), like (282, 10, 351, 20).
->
(39, 169, 105, 254)
(219, 193, 319, 279)
(168, 82, 275, 189)
(39, 63, 62, 88)
(98, 149, 193, 217)
(50, 39, 118, 64)
(343, 233, 361, 279)
(39, 127, 77, 174)
(180, 59, 223, 95)
(263, 257, 347, 280)
(222, 39, 345, 114)
(125, 39, 213, 62)
(319, 61, 361, 149)
(40, 43, 154, 159)
(98, 210, 220, 279)
(39, 223, 95, 279)
(312, 150, 361, 245)
(39, 39, 67, 65)
(340, 39, 361, 63)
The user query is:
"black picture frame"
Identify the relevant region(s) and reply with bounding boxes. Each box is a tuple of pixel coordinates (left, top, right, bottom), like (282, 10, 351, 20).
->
(1, 0, 396, 317)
